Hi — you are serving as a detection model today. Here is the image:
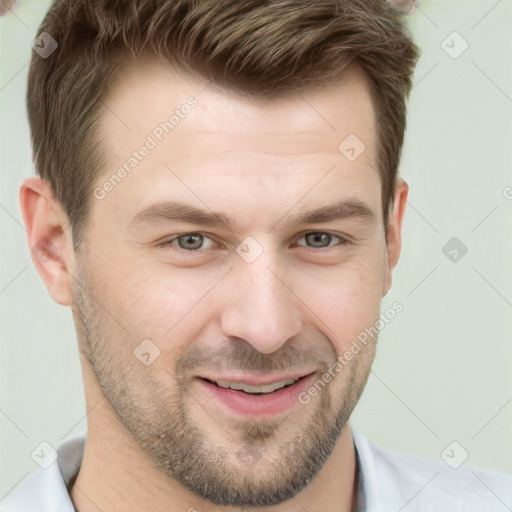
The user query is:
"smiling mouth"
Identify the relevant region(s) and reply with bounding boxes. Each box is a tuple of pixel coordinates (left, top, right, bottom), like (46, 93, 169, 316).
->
(200, 375, 310, 395)
(196, 372, 318, 417)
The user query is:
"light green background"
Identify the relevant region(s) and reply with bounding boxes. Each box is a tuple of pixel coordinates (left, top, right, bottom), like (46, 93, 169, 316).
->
(1, 0, 511, 499)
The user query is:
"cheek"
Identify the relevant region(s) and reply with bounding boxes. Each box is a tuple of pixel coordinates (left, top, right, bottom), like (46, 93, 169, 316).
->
(90, 254, 224, 347)
(295, 255, 385, 352)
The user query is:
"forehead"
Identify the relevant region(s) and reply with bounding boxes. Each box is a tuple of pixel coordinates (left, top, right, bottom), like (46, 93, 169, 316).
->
(93, 58, 380, 230)
(100, 56, 376, 158)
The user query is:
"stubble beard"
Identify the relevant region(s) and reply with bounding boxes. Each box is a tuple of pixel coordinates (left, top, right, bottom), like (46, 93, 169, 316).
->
(72, 266, 375, 507)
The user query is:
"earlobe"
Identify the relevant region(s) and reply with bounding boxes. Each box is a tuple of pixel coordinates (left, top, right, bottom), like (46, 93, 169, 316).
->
(382, 177, 409, 296)
(19, 177, 75, 306)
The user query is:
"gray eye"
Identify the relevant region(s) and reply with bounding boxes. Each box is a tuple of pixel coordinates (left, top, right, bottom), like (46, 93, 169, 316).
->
(305, 233, 333, 248)
(177, 233, 204, 250)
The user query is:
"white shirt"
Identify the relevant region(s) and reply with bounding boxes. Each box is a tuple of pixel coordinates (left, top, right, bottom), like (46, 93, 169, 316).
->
(1, 429, 511, 511)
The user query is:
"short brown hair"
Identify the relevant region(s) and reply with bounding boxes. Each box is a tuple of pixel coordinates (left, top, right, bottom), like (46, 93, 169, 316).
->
(27, 0, 419, 247)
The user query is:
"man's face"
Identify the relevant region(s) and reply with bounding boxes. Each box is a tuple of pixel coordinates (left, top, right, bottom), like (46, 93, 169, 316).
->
(72, 60, 393, 506)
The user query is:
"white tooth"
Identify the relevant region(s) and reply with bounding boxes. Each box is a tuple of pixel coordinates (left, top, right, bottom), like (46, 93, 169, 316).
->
(230, 382, 250, 391)
(281, 378, 298, 386)
(215, 378, 298, 394)
(238, 383, 263, 393)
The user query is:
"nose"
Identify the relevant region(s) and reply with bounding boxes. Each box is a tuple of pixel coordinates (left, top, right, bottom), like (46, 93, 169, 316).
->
(220, 256, 303, 354)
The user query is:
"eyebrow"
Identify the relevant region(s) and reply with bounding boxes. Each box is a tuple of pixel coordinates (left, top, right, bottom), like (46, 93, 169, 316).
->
(128, 198, 376, 231)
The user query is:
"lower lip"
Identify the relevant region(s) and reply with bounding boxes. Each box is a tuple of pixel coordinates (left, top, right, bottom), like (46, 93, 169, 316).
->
(196, 373, 317, 418)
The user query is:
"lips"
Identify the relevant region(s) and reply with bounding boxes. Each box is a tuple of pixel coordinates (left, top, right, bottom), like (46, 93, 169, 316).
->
(195, 372, 317, 417)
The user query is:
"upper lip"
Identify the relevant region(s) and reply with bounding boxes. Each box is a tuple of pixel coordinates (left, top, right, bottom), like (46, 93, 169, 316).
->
(197, 371, 315, 386)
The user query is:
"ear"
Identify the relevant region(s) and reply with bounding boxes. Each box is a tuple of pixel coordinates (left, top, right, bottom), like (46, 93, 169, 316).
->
(19, 176, 75, 306)
(382, 177, 408, 296)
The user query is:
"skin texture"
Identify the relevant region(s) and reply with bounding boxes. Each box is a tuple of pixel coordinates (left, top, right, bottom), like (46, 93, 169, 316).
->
(20, 60, 408, 512)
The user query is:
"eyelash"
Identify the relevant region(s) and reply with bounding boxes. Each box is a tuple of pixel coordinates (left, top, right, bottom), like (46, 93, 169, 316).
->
(158, 231, 351, 254)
